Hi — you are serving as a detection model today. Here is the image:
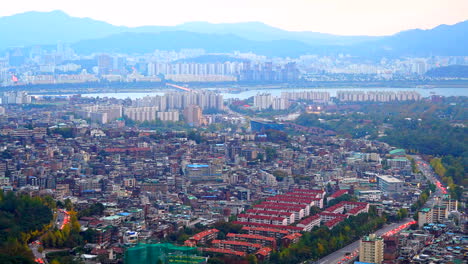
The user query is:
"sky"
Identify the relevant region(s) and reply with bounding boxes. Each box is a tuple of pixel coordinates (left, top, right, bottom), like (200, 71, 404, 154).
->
(1, 0, 467, 36)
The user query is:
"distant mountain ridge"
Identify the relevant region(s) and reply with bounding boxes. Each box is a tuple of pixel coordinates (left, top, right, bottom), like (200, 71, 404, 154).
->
(1, 10, 467, 57)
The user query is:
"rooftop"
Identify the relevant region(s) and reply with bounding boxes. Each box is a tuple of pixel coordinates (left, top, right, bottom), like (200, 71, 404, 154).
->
(377, 175, 403, 183)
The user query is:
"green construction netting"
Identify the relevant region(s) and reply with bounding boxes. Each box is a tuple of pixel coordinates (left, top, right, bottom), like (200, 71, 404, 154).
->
(125, 243, 204, 264)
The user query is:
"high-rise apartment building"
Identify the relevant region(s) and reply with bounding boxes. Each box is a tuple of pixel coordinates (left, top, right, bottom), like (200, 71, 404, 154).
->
(254, 93, 273, 110)
(183, 105, 203, 127)
(157, 111, 179, 122)
(0, 91, 32, 104)
(77, 105, 122, 124)
(359, 234, 384, 264)
(418, 208, 433, 227)
(281, 91, 330, 103)
(272, 97, 289, 110)
(97, 54, 113, 75)
(133, 91, 223, 111)
(124, 107, 159, 122)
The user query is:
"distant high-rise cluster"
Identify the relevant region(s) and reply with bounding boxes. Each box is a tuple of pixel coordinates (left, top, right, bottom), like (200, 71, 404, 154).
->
(76, 105, 123, 124)
(133, 91, 223, 111)
(97, 54, 127, 75)
(281, 91, 330, 103)
(0, 59, 8, 83)
(0, 91, 32, 104)
(148, 62, 243, 76)
(239, 62, 299, 82)
(123, 107, 179, 122)
(148, 61, 242, 82)
(337, 91, 421, 102)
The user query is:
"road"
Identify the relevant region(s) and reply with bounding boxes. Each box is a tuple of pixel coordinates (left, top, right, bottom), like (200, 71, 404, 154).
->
(56, 209, 69, 230)
(314, 218, 414, 264)
(412, 155, 447, 206)
(28, 209, 69, 263)
(29, 240, 46, 264)
(306, 156, 444, 264)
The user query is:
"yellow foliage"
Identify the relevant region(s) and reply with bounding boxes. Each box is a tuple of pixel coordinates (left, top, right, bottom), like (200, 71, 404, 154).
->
(430, 158, 446, 176)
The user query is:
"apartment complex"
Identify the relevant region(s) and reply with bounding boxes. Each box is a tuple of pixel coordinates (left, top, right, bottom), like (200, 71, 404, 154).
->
(360, 234, 384, 264)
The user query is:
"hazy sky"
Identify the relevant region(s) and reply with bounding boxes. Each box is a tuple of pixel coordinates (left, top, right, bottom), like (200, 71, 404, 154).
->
(1, 0, 467, 35)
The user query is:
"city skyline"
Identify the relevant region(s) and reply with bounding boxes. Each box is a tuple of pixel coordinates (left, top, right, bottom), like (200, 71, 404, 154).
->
(1, 0, 467, 36)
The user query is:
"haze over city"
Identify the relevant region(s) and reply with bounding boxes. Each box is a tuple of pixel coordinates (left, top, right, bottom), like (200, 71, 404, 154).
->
(1, 0, 468, 35)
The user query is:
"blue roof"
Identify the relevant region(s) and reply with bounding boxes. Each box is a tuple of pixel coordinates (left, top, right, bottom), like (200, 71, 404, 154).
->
(118, 212, 131, 216)
(187, 164, 209, 168)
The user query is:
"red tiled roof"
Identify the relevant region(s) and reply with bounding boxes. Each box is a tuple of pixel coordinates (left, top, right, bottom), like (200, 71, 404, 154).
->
(347, 205, 367, 215)
(241, 226, 289, 235)
(233, 221, 304, 232)
(261, 202, 307, 209)
(298, 214, 320, 225)
(190, 228, 219, 241)
(283, 232, 302, 240)
(285, 192, 321, 198)
(267, 196, 314, 203)
(238, 214, 287, 222)
(325, 201, 368, 212)
(254, 204, 303, 212)
(325, 203, 344, 212)
(324, 217, 345, 228)
(255, 247, 272, 256)
(329, 189, 348, 198)
(293, 189, 324, 194)
(226, 233, 275, 242)
(246, 209, 294, 217)
(319, 212, 348, 218)
(212, 239, 262, 249)
(201, 247, 246, 257)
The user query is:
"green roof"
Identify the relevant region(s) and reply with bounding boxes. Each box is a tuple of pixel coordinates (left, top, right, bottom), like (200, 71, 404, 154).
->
(389, 158, 408, 162)
(103, 215, 121, 220)
(389, 149, 406, 155)
(125, 243, 199, 264)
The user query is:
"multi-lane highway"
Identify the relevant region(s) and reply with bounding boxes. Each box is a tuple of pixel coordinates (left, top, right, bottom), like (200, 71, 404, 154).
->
(314, 218, 414, 264)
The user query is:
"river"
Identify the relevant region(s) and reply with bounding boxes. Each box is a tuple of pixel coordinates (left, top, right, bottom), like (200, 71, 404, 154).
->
(34, 87, 467, 100)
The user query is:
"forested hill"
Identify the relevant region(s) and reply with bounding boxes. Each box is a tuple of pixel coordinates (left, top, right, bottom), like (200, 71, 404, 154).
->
(0, 192, 54, 263)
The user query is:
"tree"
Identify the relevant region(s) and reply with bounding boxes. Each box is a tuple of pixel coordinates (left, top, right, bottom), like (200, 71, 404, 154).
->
(396, 208, 408, 220)
(64, 199, 73, 211)
(430, 158, 446, 177)
(264, 147, 277, 162)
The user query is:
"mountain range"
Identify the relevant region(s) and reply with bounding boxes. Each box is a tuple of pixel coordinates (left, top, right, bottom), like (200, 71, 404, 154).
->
(1, 10, 467, 58)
